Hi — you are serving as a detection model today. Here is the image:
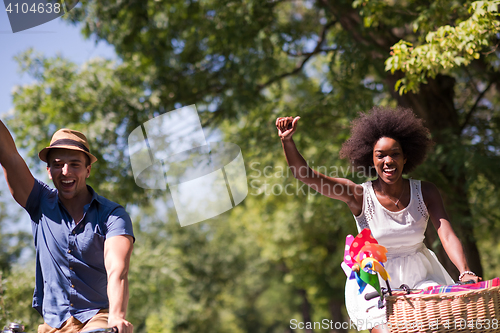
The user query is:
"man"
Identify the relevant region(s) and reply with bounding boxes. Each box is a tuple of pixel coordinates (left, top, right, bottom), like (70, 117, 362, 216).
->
(0, 121, 134, 333)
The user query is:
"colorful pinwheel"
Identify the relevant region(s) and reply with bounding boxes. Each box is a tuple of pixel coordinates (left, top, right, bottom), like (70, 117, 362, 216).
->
(341, 228, 391, 296)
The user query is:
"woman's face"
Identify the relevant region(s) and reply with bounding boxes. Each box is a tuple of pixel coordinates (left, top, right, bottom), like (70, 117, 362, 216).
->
(372, 137, 407, 184)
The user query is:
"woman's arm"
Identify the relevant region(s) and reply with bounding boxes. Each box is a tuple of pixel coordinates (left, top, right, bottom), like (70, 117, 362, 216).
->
(276, 117, 363, 215)
(422, 181, 480, 282)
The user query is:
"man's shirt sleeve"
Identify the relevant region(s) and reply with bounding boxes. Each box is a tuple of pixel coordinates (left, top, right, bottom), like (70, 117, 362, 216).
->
(24, 179, 51, 223)
(105, 206, 135, 242)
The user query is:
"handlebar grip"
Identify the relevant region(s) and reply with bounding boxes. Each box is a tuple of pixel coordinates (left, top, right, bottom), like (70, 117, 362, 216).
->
(111, 328, 118, 333)
(364, 291, 380, 300)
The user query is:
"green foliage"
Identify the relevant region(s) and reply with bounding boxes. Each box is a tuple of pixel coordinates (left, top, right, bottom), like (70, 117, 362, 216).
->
(0, 264, 39, 332)
(126, 197, 302, 333)
(354, 0, 470, 31)
(0, 189, 36, 329)
(0, 209, 31, 273)
(62, 0, 325, 122)
(385, 1, 500, 93)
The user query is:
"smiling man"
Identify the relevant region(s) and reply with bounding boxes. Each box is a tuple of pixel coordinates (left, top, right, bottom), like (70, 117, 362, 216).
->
(0, 122, 134, 333)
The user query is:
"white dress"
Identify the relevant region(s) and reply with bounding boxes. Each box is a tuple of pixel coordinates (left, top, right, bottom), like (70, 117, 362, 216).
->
(345, 179, 454, 331)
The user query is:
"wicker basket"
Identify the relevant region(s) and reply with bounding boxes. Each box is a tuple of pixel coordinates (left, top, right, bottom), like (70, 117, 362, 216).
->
(385, 286, 500, 333)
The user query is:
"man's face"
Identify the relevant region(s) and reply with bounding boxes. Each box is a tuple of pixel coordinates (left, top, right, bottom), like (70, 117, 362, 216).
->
(47, 149, 92, 201)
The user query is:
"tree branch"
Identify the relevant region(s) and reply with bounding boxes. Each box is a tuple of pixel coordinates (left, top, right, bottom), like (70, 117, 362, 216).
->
(318, 0, 397, 57)
(257, 21, 336, 90)
(318, 0, 372, 47)
(460, 80, 495, 133)
(285, 47, 337, 57)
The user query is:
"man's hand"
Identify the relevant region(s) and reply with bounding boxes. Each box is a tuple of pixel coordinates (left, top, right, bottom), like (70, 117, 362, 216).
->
(108, 317, 133, 333)
(276, 116, 300, 141)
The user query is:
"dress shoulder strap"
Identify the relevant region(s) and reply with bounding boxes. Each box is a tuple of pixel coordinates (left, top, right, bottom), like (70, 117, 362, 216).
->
(410, 179, 429, 220)
(353, 181, 375, 232)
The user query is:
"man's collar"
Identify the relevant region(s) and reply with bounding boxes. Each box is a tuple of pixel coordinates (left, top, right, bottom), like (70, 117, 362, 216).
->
(56, 184, 101, 209)
(85, 184, 103, 206)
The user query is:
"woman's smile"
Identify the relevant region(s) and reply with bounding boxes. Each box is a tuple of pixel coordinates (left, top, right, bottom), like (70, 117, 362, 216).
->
(373, 137, 406, 183)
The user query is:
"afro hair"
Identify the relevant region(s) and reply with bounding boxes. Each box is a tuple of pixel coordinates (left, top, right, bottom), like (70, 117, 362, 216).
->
(339, 106, 433, 177)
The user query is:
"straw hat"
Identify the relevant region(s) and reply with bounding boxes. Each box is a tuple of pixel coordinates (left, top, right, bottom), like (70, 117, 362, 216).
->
(38, 129, 98, 164)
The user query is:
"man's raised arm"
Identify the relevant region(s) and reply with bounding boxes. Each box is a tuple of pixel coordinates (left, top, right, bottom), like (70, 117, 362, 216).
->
(0, 120, 35, 208)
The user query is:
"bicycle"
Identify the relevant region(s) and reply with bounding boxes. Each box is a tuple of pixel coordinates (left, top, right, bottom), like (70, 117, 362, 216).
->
(1, 322, 118, 333)
(364, 284, 419, 310)
(1, 323, 24, 333)
(363, 280, 480, 308)
(363, 280, 480, 312)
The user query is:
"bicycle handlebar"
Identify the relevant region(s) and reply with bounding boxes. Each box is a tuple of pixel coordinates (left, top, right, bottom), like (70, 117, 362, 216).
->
(364, 290, 382, 301)
(1, 323, 118, 333)
(2, 323, 24, 333)
(81, 328, 118, 333)
(364, 285, 420, 301)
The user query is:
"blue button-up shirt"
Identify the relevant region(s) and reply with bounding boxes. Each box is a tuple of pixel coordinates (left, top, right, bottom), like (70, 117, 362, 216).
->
(24, 179, 134, 328)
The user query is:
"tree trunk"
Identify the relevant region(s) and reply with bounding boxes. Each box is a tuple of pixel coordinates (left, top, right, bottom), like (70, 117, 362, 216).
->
(328, 299, 348, 333)
(298, 289, 314, 333)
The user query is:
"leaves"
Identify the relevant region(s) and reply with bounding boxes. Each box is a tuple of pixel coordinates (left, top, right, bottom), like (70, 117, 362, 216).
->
(385, 1, 500, 94)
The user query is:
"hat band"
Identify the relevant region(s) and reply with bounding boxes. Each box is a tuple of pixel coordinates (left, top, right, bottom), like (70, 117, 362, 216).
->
(50, 139, 90, 153)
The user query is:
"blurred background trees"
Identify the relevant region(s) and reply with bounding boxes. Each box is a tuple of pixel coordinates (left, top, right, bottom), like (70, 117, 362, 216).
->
(2, 0, 500, 332)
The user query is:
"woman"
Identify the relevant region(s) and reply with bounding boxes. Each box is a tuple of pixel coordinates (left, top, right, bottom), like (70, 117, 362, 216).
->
(275, 107, 480, 332)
